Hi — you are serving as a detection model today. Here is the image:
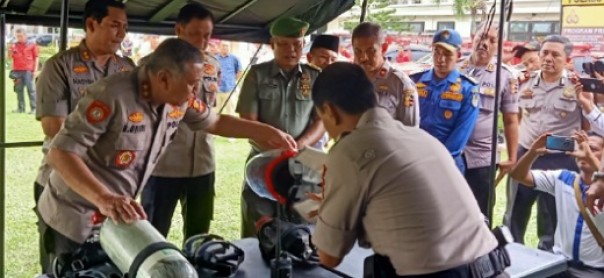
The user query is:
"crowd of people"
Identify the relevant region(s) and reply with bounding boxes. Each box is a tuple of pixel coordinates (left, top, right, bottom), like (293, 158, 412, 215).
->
(17, 0, 604, 277)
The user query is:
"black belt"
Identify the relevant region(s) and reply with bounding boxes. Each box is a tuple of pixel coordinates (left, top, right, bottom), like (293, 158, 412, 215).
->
(366, 246, 510, 278)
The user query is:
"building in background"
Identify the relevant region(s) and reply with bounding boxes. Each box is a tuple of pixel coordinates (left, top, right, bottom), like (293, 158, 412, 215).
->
(334, 0, 561, 41)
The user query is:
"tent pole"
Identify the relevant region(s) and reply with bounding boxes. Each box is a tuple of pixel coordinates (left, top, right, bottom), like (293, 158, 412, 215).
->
(360, 0, 368, 23)
(219, 43, 263, 114)
(0, 11, 6, 278)
(487, 0, 508, 227)
(59, 0, 70, 51)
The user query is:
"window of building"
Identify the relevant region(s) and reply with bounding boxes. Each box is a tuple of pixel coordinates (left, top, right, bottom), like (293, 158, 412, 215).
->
(412, 0, 422, 4)
(532, 22, 552, 33)
(508, 21, 559, 41)
(405, 22, 425, 33)
(510, 22, 529, 33)
(437, 21, 455, 30)
(383, 22, 425, 33)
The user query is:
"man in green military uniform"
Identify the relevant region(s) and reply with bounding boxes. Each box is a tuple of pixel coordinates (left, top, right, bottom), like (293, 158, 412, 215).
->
(237, 17, 325, 237)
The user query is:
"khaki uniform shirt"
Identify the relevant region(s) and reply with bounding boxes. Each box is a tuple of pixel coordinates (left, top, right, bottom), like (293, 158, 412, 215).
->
(35, 40, 135, 185)
(236, 60, 319, 148)
(152, 53, 221, 177)
(518, 70, 582, 149)
(458, 58, 519, 169)
(38, 70, 218, 243)
(312, 108, 497, 276)
(371, 61, 419, 127)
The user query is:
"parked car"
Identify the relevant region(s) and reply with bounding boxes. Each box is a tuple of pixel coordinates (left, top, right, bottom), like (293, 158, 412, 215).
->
(35, 33, 59, 46)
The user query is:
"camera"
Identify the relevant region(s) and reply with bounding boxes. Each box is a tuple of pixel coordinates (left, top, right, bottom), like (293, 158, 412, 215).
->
(582, 60, 604, 78)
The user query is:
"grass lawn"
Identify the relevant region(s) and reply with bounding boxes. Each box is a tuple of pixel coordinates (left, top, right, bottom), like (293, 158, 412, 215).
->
(2, 72, 538, 277)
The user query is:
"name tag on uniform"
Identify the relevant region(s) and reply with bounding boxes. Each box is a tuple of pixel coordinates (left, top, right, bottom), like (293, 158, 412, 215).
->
(441, 92, 463, 102)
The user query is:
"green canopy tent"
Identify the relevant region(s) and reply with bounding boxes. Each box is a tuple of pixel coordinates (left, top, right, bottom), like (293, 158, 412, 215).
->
(0, 0, 355, 276)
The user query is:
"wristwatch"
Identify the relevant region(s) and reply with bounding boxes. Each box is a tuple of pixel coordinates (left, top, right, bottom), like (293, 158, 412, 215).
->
(592, 172, 604, 182)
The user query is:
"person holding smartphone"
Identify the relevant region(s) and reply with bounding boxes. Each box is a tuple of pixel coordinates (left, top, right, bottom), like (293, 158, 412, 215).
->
(510, 131, 604, 278)
(576, 72, 604, 136)
(504, 35, 589, 252)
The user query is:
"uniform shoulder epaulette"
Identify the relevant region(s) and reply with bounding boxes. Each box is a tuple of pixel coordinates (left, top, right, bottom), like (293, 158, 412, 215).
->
(121, 56, 136, 68)
(304, 63, 322, 72)
(500, 63, 515, 74)
(203, 52, 219, 62)
(459, 73, 478, 85)
(409, 70, 428, 83)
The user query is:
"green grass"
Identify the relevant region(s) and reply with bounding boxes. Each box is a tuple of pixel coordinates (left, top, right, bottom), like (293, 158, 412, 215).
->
(1, 71, 538, 277)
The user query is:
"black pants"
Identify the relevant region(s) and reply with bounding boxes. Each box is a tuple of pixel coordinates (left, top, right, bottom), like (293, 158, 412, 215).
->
(12, 70, 36, 112)
(141, 173, 215, 241)
(464, 164, 495, 226)
(504, 147, 577, 250)
(34, 182, 48, 273)
(38, 219, 80, 274)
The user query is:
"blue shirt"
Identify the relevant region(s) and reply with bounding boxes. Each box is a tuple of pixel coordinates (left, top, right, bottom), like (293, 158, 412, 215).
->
(410, 69, 479, 159)
(216, 54, 242, 93)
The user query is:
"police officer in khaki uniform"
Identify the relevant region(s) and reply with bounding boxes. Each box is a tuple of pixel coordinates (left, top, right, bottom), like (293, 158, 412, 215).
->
(458, 23, 519, 224)
(504, 35, 587, 251)
(34, 0, 134, 272)
(237, 17, 325, 238)
(311, 62, 507, 277)
(141, 3, 221, 240)
(351, 22, 419, 127)
(37, 39, 295, 273)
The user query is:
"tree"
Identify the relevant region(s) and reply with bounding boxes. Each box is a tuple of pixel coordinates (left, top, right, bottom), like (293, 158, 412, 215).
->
(342, 0, 412, 33)
(435, 0, 487, 34)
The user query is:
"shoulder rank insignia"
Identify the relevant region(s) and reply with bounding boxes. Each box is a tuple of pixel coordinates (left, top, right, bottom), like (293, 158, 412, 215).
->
(460, 73, 478, 85)
(306, 63, 321, 71)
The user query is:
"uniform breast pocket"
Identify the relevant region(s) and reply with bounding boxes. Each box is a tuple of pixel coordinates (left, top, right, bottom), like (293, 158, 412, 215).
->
(295, 90, 313, 117)
(479, 93, 495, 113)
(377, 93, 398, 116)
(259, 86, 279, 101)
(553, 98, 577, 118)
(519, 98, 541, 114)
(438, 99, 462, 122)
(112, 134, 145, 169)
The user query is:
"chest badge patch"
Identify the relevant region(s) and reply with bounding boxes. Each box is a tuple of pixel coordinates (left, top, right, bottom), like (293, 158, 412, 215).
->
(73, 65, 89, 74)
(128, 112, 144, 123)
(115, 150, 136, 168)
